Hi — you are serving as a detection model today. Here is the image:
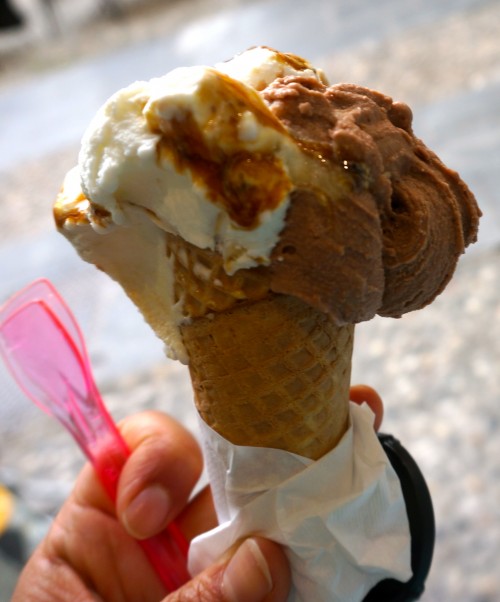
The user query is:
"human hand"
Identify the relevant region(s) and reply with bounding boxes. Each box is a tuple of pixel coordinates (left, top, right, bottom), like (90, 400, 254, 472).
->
(12, 411, 291, 602)
(12, 385, 382, 602)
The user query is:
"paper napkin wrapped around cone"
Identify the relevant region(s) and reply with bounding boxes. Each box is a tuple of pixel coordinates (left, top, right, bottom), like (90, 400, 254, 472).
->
(189, 402, 412, 602)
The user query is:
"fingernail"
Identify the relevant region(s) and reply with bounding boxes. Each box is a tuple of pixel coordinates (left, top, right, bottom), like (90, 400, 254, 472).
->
(223, 538, 273, 602)
(122, 485, 171, 539)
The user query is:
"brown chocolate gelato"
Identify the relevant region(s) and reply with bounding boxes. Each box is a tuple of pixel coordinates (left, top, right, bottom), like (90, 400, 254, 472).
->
(262, 76, 481, 324)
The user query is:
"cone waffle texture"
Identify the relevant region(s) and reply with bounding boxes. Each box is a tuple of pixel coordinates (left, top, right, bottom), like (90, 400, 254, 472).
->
(167, 235, 354, 460)
(166, 234, 271, 318)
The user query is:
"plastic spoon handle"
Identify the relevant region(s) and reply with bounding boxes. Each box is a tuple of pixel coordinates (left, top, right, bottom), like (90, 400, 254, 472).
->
(0, 280, 190, 591)
(89, 418, 190, 591)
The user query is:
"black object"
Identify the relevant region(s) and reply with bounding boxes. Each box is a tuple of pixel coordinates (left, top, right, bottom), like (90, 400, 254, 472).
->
(0, 0, 24, 30)
(0, 527, 26, 566)
(363, 434, 435, 602)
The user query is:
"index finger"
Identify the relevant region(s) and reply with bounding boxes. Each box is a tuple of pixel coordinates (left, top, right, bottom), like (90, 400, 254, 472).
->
(73, 411, 203, 524)
(117, 411, 203, 538)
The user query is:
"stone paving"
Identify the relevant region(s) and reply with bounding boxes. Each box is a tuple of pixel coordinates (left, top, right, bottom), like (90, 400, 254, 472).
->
(0, 0, 499, 599)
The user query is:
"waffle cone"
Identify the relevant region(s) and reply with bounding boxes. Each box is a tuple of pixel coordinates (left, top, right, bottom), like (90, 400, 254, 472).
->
(167, 235, 354, 460)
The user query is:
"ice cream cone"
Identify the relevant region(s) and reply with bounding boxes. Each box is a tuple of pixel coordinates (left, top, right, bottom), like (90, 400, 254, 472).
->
(167, 234, 354, 460)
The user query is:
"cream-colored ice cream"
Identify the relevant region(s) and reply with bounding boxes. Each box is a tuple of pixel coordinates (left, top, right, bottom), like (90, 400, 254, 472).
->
(54, 47, 353, 361)
(76, 47, 330, 271)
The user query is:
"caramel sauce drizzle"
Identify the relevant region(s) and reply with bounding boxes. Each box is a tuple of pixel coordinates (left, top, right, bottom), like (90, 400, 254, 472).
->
(54, 192, 112, 230)
(146, 70, 292, 229)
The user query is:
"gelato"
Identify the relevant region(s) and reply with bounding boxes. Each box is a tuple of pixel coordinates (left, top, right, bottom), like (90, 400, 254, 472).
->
(54, 44, 479, 454)
(54, 46, 480, 600)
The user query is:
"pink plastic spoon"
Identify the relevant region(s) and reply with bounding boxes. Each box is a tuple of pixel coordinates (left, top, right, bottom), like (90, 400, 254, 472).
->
(0, 279, 190, 592)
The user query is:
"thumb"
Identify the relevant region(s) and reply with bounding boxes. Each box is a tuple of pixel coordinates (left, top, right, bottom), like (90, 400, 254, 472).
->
(165, 537, 291, 602)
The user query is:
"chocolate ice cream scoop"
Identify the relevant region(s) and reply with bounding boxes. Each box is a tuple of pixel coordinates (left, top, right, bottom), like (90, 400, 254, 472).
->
(262, 76, 480, 324)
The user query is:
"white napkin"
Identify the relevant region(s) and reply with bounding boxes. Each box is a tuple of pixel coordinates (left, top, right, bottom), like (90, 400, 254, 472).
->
(189, 402, 412, 602)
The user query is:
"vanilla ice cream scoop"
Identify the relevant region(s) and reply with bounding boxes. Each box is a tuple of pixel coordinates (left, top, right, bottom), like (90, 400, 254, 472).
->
(74, 47, 328, 273)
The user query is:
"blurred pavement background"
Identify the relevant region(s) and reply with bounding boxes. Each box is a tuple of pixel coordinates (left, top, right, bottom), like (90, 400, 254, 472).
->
(0, 0, 499, 599)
